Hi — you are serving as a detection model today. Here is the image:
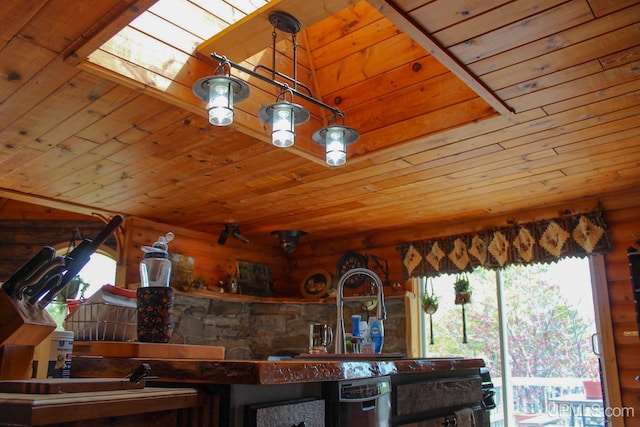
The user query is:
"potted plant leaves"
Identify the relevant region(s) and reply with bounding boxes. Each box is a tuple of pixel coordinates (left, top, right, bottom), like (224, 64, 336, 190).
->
(421, 293, 439, 314)
(454, 274, 471, 304)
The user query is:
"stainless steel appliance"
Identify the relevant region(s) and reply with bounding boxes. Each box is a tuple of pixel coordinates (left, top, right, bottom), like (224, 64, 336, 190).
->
(323, 376, 391, 427)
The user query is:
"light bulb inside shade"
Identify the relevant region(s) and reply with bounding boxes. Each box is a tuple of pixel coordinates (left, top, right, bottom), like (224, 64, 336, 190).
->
(325, 128, 347, 166)
(208, 81, 233, 126)
(271, 105, 295, 147)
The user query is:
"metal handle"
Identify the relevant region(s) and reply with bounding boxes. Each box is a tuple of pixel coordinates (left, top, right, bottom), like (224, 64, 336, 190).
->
(591, 333, 601, 356)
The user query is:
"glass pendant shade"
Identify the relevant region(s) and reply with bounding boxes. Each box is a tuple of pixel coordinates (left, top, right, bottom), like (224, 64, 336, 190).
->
(259, 102, 310, 148)
(208, 80, 233, 126)
(192, 75, 249, 127)
(312, 124, 359, 167)
(272, 103, 295, 147)
(325, 128, 348, 166)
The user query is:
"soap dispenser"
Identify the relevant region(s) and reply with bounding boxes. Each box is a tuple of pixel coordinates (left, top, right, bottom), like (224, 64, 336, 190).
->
(368, 316, 384, 354)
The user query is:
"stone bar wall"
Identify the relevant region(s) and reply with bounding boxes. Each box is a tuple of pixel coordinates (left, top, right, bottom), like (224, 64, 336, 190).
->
(171, 293, 407, 360)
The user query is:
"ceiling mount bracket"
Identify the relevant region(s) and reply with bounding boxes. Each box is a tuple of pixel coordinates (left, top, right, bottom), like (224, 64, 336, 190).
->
(269, 11, 301, 34)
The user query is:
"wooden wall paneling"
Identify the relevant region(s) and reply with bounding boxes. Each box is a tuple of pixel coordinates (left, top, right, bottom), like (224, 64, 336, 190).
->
(406, 0, 510, 34)
(75, 90, 173, 144)
(17, 0, 125, 54)
(495, 60, 604, 102)
(123, 216, 288, 293)
(350, 97, 497, 158)
(0, 219, 118, 282)
(447, 0, 594, 64)
(469, 3, 640, 78)
(0, 0, 47, 47)
(310, 16, 399, 72)
(314, 31, 426, 93)
(600, 45, 640, 70)
(348, 72, 480, 134)
(435, 0, 568, 47)
(588, 0, 640, 17)
(480, 21, 640, 91)
(507, 60, 640, 113)
(36, 86, 142, 148)
(598, 187, 640, 419)
(305, 1, 387, 54)
(327, 55, 449, 112)
(5, 139, 100, 195)
(0, 37, 57, 104)
(0, 72, 114, 163)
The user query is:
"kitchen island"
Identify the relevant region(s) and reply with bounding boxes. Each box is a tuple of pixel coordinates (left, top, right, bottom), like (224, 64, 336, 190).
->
(71, 355, 490, 427)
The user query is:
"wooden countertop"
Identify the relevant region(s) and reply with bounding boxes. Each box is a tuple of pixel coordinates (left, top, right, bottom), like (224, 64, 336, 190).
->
(71, 356, 485, 385)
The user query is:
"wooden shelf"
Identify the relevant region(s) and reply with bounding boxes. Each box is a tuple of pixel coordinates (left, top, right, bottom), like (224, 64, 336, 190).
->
(174, 287, 407, 304)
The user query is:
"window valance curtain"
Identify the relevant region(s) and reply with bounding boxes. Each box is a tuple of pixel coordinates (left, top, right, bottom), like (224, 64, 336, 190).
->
(397, 209, 612, 281)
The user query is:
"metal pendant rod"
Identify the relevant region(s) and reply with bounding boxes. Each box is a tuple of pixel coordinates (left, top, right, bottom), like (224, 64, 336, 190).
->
(210, 53, 343, 117)
(253, 65, 314, 98)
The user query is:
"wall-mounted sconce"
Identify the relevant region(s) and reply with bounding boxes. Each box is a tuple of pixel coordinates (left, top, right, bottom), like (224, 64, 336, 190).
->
(271, 230, 307, 253)
(218, 223, 250, 245)
(192, 11, 359, 166)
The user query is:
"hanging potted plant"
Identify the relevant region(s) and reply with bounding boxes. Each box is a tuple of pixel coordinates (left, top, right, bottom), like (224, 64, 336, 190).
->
(454, 274, 471, 305)
(421, 279, 439, 345)
(421, 293, 439, 314)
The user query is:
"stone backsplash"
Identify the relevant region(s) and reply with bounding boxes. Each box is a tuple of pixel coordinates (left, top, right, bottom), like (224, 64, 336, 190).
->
(171, 293, 407, 360)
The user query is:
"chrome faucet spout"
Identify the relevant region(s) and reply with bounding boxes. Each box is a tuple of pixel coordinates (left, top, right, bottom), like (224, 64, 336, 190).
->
(334, 268, 386, 354)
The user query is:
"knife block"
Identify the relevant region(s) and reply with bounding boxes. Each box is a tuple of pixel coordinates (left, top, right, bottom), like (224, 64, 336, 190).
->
(0, 289, 56, 379)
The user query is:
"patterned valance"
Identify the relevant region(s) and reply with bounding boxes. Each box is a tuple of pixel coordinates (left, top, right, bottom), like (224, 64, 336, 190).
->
(397, 209, 612, 280)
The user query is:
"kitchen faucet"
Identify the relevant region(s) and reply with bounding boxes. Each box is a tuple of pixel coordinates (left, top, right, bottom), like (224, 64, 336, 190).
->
(334, 268, 387, 353)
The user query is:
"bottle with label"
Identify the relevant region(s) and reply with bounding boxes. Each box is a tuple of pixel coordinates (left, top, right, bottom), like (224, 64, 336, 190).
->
(140, 232, 174, 287)
(368, 316, 384, 354)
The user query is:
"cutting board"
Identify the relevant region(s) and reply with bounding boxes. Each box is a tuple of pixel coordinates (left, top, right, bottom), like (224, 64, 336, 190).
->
(73, 341, 225, 360)
(0, 378, 144, 394)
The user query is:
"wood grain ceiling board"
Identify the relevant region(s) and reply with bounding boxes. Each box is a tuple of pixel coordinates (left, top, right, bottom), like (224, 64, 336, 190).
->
(0, 0, 638, 250)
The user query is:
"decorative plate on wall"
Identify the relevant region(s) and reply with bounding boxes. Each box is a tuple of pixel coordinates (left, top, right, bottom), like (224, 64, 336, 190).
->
(300, 269, 333, 299)
(336, 251, 368, 289)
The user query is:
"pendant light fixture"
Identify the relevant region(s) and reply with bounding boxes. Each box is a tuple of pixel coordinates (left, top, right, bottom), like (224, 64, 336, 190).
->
(192, 64, 249, 127)
(271, 230, 307, 253)
(312, 114, 359, 167)
(192, 11, 359, 166)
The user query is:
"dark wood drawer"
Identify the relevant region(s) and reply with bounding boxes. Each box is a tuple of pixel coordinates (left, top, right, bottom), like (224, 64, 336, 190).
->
(395, 377, 482, 416)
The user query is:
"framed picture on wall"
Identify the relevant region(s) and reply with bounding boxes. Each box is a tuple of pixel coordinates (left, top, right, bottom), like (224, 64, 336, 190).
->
(236, 260, 274, 297)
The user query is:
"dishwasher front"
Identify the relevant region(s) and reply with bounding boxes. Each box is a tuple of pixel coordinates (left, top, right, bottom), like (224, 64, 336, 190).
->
(323, 376, 391, 427)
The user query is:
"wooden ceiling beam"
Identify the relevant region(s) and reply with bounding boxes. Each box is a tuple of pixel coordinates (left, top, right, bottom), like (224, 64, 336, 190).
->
(63, 0, 159, 66)
(365, 0, 514, 116)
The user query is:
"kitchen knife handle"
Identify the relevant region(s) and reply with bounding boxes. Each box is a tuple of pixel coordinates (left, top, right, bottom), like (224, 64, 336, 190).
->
(24, 256, 70, 305)
(89, 214, 124, 252)
(38, 215, 124, 308)
(59, 214, 124, 288)
(1, 246, 56, 297)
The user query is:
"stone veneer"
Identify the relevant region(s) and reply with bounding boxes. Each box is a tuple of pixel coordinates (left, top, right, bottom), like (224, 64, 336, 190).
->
(171, 293, 407, 360)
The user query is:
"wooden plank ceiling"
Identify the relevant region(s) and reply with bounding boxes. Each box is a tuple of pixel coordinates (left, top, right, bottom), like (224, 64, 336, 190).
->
(0, 0, 639, 249)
